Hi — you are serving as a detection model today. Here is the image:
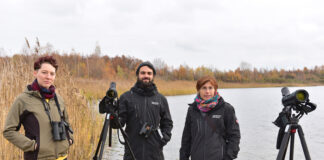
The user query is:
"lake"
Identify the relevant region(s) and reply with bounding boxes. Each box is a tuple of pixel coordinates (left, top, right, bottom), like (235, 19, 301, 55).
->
(105, 86, 324, 160)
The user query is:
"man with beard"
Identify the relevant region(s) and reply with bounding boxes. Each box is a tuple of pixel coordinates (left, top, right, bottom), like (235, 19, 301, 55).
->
(101, 61, 173, 160)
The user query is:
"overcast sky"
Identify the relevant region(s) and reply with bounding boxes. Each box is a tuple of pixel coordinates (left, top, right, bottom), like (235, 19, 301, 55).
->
(1, 0, 324, 70)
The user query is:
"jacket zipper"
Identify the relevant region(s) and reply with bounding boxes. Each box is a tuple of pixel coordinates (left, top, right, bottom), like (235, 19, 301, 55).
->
(142, 96, 147, 159)
(221, 144, 224, 159)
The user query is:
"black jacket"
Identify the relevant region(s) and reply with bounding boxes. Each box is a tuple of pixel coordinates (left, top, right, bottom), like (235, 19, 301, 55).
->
(179, 97, 240, 160)
(117, 84, 173, 160)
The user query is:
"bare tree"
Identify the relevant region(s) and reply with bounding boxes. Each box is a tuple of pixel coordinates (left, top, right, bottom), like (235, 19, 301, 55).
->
(239, 61, 252, 71)
(152, 58, 167, 70)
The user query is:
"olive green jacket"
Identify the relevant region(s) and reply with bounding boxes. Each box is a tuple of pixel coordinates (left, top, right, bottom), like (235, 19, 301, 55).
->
(3, 88, 73, 160)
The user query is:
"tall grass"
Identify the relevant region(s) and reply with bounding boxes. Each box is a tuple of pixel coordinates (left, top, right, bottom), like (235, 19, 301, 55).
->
(0, 55, 102, 160)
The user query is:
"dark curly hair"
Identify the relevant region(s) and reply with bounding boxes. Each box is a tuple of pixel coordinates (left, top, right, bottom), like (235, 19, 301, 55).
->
(34, 56, 58, 71)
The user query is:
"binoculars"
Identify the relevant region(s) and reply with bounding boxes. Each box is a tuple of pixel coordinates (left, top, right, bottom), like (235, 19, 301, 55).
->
(139, 122, 153, 138)
(51, 121, 67, 141)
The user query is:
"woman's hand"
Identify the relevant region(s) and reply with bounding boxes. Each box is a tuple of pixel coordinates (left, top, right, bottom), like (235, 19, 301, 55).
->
(34, 143, 37, 150)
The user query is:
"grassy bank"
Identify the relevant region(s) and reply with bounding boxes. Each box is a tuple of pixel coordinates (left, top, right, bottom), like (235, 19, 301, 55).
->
(74, 78, 323, 99)
(0, 56, 102, 160)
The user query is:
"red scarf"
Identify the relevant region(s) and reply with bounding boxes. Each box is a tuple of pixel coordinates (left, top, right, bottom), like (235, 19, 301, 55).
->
(29, 79, 55, 99)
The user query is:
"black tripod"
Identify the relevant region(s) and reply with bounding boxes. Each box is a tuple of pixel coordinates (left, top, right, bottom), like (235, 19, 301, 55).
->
(93, 113, 136, 160)
(276, 115, 311, 160)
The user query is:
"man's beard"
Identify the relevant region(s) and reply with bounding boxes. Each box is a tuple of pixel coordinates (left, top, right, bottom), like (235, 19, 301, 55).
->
(137, 77, 154, 89)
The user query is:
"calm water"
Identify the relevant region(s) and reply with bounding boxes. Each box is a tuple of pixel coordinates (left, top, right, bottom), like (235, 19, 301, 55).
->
(105, 86, 324, 160)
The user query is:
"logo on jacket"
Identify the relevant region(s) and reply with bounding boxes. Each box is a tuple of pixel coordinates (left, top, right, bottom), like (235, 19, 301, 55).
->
(212, 115, 222, 119)
(151, 101, 159, 105)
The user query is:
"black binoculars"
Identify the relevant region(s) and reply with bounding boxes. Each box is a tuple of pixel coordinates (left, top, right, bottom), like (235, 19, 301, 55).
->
(139, 122, 153, 138)
(52, 121, 67, 141)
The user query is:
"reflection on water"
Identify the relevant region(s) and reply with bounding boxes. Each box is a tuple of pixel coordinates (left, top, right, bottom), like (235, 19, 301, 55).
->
(105, 86, 324, 160)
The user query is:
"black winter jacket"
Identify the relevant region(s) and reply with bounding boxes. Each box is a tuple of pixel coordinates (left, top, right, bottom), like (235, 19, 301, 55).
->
(117, 84, 173, 160)
(179, 97, 240, 160)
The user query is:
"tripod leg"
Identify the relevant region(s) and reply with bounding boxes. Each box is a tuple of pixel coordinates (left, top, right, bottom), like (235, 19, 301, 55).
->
(297, 125, 311, 160)
(93, 113, 110, 160)
(98, 114, 111, 160)
(277, 125, 292, 160)
(289, 129, 296, 160)
(109, 122, 112, 147)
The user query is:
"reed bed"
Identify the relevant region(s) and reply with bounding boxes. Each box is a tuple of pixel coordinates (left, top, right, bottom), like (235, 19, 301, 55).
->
(0, 55, 102, 160)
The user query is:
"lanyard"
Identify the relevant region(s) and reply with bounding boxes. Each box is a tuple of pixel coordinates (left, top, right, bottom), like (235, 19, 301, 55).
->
(41, 94, 64, 123)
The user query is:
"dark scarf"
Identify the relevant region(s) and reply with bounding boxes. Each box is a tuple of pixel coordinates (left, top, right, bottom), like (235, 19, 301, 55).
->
(195, 91, 221, 112)
(28, 79, 55, 99)
(131, 80, 157, 96)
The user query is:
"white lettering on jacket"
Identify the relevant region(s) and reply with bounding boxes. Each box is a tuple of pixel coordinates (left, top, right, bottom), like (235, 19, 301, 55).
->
(212, 115, 222, 119)
(151, 101, 159, 105)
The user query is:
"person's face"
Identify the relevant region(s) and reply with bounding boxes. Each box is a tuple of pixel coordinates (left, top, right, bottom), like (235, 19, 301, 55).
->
(198, 82, 215, 100)
(33, 63, 56, 89)
(138, 66, 154, 84)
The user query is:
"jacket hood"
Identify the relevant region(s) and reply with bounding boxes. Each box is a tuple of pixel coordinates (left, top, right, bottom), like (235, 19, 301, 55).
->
(23, 87, 43, 99)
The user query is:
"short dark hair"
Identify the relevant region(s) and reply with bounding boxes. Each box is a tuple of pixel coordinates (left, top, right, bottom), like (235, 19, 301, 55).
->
(196, 76, 218, 91)
(34, 56, 58, 71)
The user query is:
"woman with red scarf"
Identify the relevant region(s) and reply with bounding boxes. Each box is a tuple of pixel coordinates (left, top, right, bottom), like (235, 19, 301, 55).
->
(180, 76, 240, 160)
(3, 56, 73, 160)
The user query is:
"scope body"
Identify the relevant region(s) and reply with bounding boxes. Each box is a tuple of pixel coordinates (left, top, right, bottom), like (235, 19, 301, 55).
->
(281, 87, 309, 107)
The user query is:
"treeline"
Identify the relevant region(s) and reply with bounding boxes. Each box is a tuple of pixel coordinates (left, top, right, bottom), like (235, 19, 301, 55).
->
(2, 53, 324, 84)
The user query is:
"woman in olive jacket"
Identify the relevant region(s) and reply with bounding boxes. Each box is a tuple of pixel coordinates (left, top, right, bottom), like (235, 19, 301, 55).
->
(3, 56, 73, 160)
(180, 76, 240, 160)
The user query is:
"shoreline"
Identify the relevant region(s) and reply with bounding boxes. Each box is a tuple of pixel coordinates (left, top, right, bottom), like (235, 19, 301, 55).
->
(74, 78, 324, 98)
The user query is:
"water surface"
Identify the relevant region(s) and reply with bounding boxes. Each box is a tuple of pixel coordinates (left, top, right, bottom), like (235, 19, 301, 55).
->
(105, 86, 324, 160)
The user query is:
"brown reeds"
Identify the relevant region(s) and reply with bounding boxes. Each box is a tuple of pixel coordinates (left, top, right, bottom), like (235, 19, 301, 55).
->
(0, 55, 102, 160)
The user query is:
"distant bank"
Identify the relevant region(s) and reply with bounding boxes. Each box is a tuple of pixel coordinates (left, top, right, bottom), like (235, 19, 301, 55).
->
(75, 78, 323, 98)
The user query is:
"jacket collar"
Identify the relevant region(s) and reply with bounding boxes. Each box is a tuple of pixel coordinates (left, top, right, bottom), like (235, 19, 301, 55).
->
(131, 81, 158, 97)
(24, 87, 43, 99)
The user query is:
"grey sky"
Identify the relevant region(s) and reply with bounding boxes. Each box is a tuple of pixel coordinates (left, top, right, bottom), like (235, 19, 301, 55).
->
(1, 0, 324, 70)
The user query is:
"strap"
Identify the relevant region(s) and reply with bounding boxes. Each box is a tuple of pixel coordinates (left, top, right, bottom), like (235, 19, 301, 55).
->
(40, 94, 64, 122)
(41, 98, 53, 122)
(54, 94, 64, 120)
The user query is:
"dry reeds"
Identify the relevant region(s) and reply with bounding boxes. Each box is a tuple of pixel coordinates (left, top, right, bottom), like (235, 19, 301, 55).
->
(0, 55, 102, 160)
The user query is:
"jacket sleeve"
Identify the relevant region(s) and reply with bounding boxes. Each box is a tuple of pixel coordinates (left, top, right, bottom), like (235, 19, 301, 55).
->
(179, 107, 191, 160)
(3, 97, 36, 152)
(224, 104, 241, 159)
(159, 95, 173, 145)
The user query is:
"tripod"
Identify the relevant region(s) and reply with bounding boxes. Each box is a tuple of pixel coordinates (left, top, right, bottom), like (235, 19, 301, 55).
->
(276, 116, 311, 160)
(93, 113, 136, 160)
